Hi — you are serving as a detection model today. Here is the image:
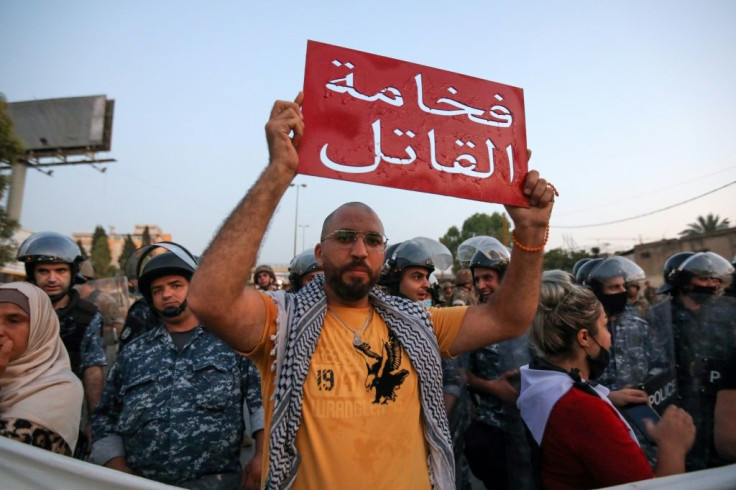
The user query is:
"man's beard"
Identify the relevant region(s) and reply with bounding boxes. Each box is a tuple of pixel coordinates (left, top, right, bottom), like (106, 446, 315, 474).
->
(325, 259, 378, 302)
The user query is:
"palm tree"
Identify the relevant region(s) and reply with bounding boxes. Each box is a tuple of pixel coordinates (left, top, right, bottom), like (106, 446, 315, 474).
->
(679, 213, 731, 237)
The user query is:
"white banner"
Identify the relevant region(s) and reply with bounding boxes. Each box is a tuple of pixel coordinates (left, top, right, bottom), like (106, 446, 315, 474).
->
(0, 437, 180, 489)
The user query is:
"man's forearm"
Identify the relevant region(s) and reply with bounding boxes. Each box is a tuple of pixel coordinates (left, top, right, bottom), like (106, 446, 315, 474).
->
(189, 96, 304, 351)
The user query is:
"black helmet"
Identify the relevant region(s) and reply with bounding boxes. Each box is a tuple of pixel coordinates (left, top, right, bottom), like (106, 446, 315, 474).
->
(572, 258, 592, 279)
(671, 252, 734, 292)
(378, 237, 452, 294)
(587, 256, 645, 298)
(17, 231, 85, 283)
(656, 252, 695, 295)
(129, 242, 198, 307)
(457, 236, 510, 278)
(574, 258, 603, 285)
(288, 249, 322, 292)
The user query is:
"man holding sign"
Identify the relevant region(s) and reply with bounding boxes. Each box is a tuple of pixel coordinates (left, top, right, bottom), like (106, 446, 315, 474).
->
(189, 87, 554, 488)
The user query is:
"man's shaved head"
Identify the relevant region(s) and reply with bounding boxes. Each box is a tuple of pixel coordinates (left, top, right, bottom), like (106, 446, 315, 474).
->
(321, 202, 384, 239)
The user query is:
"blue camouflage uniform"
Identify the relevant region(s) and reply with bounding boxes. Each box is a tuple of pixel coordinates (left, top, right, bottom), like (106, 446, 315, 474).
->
(91, 324, 262, 488)
(599, 305, 657, 391)
(465, 335, 538, 490)
(598, 305, 659, 462)
(648, 295, 736, 470)
(441, 354, 472, 490)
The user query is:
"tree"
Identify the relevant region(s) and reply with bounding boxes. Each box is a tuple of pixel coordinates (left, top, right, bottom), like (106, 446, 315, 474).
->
(440, 212, 510, 272)
(0, 94, 23, 267)
(77, 239, 88, 258)
(91, 225, 114, 277)
(543, 247, 594, 272)
(141, 225, 152, 246)
(679, 213, 731, 238)
(118, 234, 138, 273)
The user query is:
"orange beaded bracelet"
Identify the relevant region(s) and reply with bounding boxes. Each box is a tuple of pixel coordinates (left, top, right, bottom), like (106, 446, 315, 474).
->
(512, 224, 549, 252)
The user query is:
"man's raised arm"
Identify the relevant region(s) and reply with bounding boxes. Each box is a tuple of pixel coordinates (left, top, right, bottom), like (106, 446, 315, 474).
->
(188, 94, 304, 352)
(451, 170, 555, 355)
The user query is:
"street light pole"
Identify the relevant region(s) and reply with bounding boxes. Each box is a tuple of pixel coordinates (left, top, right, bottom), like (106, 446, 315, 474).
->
(290, 183, 307, 256)
(299, 224, 310, 251)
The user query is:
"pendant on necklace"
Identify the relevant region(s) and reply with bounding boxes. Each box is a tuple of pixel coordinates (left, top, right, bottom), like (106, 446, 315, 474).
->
(353, 332, 363, 347)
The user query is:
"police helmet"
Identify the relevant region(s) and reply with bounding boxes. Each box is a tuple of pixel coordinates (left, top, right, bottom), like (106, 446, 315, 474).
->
(572, 258, 592, 279)
(129, 242, 198, 305)
(656, 252, 695, 295)
(671, 252, 734, 291)
(457, 236, 510, 278)
(254, 264, 276, 282)
(288, 249, 322, 291)
(378, 237, 452, 293)
(17, 231, 86, 283)
(574, 258, 603, 285)
(587, 256, 645, 297)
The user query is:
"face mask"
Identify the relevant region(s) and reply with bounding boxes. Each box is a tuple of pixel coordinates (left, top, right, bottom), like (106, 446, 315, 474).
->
(599, 291, 627, 317)
(423, 299, 433, 307)
(586, 337, 610, 381)
(686, 285, 718, 305)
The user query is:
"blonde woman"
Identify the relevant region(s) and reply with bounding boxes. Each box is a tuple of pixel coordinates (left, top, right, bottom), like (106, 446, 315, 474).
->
(517, 273, 695, 489)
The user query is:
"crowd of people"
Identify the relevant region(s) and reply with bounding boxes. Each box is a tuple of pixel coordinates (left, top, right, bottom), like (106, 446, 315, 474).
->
(1, 95, 735, 490)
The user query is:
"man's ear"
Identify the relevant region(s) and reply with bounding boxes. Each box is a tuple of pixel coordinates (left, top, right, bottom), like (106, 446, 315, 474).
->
(315, 243, 323, 267)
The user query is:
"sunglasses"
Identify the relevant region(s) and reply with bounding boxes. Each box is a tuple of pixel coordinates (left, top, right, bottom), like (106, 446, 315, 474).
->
(321, 229, 389, 251)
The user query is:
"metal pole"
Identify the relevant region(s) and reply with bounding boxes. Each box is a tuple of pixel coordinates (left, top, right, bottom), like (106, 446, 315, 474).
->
(291, 184, 306, 256)
(300, 224, 310, 250)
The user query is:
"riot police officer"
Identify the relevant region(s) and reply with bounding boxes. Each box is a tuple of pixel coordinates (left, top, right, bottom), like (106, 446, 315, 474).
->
(288, 249, 323, 292)
(647, 251, 736, 470)
(17, 231, 106, 457)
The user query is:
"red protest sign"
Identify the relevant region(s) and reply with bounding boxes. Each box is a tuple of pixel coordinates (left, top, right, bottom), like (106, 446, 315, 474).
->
(298, 40, 528, 206)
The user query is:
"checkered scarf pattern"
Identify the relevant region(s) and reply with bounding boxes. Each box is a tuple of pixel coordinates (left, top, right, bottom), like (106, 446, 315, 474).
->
(264, 273, 454, 489)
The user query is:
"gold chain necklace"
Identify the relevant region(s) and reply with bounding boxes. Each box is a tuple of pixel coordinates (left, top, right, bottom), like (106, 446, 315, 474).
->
(327, 307, 374, 347)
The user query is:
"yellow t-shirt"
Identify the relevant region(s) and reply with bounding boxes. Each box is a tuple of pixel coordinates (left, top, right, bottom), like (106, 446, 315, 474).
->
(248, 293, 467, 490)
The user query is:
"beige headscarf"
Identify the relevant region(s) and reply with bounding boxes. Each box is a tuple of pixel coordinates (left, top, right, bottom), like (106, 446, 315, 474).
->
(0, 282, 83, 450)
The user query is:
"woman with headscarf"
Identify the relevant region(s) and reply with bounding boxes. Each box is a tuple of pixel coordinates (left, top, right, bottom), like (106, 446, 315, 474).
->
(0, 282, 83, 455)
(516, 274, 695, 490)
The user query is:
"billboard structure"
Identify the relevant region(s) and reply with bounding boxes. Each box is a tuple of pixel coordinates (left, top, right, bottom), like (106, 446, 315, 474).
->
(2, 95, 116, 221)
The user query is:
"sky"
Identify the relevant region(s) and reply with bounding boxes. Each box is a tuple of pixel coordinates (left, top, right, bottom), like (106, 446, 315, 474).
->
(1, 1, 735, 266)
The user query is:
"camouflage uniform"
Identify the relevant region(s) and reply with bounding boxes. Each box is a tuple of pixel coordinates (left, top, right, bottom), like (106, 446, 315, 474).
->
(599, 306, 656, 391)
(91, 324, 262, 488)
(87, 289, 125, 367)
(56, 291, 107, 378)
(648, 295, 736, 470)
(118, 298, 158, 351)
(441, 354, 472, 490)
(598, 305, 658, 463)
(465, 336, 538, 490)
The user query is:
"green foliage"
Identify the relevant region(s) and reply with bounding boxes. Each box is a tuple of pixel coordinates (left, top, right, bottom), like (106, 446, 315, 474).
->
(118, 234, 137, 273)
(543, 247, 594, 272)
(679, 213, 731, 238)
(91, 225, 114, 277)
(440, 212, 510, 272)
(77, 239, 87, 258)
(141, 225, 152, 246)
(0, 94, 22, 268)
(0, 94, 24, 164)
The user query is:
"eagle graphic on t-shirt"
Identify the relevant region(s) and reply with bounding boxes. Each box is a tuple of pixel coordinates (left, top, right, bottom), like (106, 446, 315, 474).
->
(354, 331, 409, 404)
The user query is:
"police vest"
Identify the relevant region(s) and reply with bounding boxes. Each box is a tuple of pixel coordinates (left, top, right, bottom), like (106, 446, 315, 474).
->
(56, 290, 99, 378)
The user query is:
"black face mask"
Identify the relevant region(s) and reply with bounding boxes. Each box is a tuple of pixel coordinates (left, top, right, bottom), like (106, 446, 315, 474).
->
(685, 285, 718, 305)
(599, 291, 627, 317)
(586, 337, 610, 381)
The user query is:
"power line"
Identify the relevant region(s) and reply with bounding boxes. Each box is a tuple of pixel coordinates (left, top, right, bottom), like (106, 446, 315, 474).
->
(554, 180, 736, 229)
